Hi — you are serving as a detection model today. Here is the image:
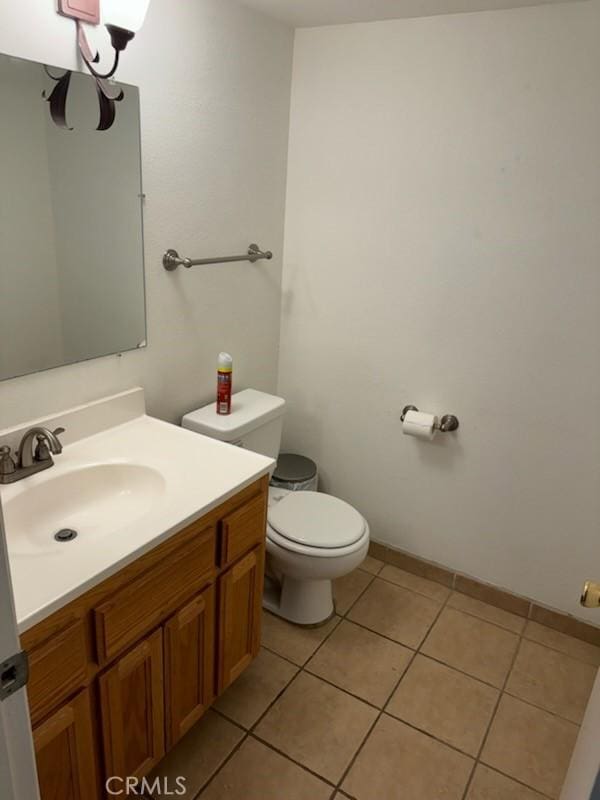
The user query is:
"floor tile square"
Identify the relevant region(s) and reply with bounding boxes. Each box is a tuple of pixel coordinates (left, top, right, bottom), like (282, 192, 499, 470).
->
(379, 564, 450, 603)
(359, 555, 384, 575)
(466, 764, 547, 799)
(254, 671, 377, 783)
(506, 639, 596, 724)
(348, 578, 441, 648)
(386, 654, 498, 755)
(481, 694, 578, 798)
(422, 608, 519, 687)
(306, 620, 413, 706)
(149, 709, 243, 798)
(261, 610, 340, 665)
(342, 714, 473, 800)
(334, 569, 373, 615)
(214, 647, 298, 728)
(199, 737, 332, 800)
(448, 592, 526, 634)
(523, 621, 600, 666)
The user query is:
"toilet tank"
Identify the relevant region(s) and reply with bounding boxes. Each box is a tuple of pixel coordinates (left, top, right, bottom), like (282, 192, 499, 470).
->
(182, 388, 285, 462)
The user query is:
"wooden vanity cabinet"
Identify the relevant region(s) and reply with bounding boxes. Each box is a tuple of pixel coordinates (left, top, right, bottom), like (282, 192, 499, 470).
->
(23, 476, 268, 800)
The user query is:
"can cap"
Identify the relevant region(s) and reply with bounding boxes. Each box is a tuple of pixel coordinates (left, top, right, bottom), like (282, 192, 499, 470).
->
(218, 352, 233, 372)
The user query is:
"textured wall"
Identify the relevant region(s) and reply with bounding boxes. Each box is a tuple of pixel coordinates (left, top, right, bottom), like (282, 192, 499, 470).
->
(0, 0, 293, 425)
(279, 1, 600, 620)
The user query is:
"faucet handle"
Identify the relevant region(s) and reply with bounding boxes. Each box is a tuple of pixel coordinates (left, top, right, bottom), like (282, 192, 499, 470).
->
(0, 446, 16, 477)
(53, 427, 65, 454)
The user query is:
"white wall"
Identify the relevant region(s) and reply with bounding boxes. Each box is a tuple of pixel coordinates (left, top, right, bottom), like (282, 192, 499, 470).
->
(0, 0, 293, 424)
(279, 0, 600, 620)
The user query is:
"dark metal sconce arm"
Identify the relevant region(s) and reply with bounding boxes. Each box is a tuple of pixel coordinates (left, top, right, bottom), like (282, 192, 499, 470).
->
(77, 20, 120, 80)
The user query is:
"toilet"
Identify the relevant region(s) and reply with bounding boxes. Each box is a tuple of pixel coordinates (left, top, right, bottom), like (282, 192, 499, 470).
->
(182, 389, 369, 625)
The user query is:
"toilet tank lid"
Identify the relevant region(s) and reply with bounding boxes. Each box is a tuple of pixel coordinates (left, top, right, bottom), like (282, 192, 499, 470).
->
(182, 388, 285, 442)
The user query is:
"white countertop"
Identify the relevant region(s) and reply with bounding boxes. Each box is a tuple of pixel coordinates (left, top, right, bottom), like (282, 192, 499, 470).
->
(3, 413, 273, 633)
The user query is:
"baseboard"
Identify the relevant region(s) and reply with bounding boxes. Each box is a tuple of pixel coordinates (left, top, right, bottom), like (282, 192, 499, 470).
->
(368, 541, 600, 648)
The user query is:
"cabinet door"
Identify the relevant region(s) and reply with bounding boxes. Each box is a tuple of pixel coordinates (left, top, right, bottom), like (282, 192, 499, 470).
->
(33, 689, 99, 800)
(164, 586, 215, 749)
(99, 629, 165, 781)
(217, 545, 264, 694)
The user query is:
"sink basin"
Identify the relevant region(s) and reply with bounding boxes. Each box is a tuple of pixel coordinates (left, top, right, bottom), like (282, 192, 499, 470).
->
(4, 463, 167, 557)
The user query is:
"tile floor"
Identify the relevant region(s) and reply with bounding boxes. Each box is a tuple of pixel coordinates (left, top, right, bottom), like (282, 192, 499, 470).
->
(151, 555, 598, 800)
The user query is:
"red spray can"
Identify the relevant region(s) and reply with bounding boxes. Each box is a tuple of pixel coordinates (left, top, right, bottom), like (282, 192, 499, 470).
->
(217, 352, 233, 415)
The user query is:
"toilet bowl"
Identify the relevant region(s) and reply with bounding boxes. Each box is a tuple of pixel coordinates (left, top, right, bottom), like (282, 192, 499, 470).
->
(182, 389, 370, 626)
(264, 487, 370, 625)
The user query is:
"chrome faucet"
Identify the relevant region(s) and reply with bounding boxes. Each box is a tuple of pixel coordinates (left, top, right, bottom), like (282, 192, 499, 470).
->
(0, 427, 65, 484)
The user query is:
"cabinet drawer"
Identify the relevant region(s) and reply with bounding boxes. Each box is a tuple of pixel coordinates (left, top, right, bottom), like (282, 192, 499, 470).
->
(219, 493, 266, 566)
(95, 525, 215, 664)
(27, 620, 88, 725)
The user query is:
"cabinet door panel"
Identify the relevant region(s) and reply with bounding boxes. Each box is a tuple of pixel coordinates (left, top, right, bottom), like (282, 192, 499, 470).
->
(165, 586, 215, 749)
(99, 629, 165, 781)
(218, 546, 264, 694)
(34, 689, 99, 800)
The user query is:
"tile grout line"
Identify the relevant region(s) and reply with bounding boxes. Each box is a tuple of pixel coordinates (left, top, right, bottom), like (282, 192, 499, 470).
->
(369, 569, 451, 604)
(463, 608, 568, 800)
(501, 687, 585, 727)
(331, 579, 455, 797)
(458, 626, 524, 800)
(249, 731, 339, 789)
(188, 726, 248, 800)
(471, 765, 555, 800)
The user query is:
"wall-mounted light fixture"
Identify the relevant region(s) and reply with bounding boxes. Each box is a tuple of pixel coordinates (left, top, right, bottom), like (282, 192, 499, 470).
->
(47, 0, 150, 130)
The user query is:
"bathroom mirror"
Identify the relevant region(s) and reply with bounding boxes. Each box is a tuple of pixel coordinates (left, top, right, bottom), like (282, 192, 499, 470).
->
(0, 52, 146, 382)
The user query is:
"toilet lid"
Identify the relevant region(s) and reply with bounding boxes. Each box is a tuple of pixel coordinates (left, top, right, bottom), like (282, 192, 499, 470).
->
(268, 491, 365, 549)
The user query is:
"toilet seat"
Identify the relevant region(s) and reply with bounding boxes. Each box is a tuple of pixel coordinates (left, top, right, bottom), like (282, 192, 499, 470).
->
(267, 491, 367, 554)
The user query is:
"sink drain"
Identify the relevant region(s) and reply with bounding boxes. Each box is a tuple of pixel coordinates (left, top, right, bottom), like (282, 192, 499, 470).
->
(54, 529, 78, 543)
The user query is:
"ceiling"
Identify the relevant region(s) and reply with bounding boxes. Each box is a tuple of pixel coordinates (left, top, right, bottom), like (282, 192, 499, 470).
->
(239, 0, 575, 27)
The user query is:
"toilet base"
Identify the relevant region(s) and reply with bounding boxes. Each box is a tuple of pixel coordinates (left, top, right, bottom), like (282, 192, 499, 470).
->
(263, 574, 335, 626)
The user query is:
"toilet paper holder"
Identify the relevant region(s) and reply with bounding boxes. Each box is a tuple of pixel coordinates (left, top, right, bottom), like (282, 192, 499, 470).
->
(401, 405, 460, 433)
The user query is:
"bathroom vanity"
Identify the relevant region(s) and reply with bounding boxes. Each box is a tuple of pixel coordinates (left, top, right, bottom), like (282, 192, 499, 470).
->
(1, 389, 273, 800)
